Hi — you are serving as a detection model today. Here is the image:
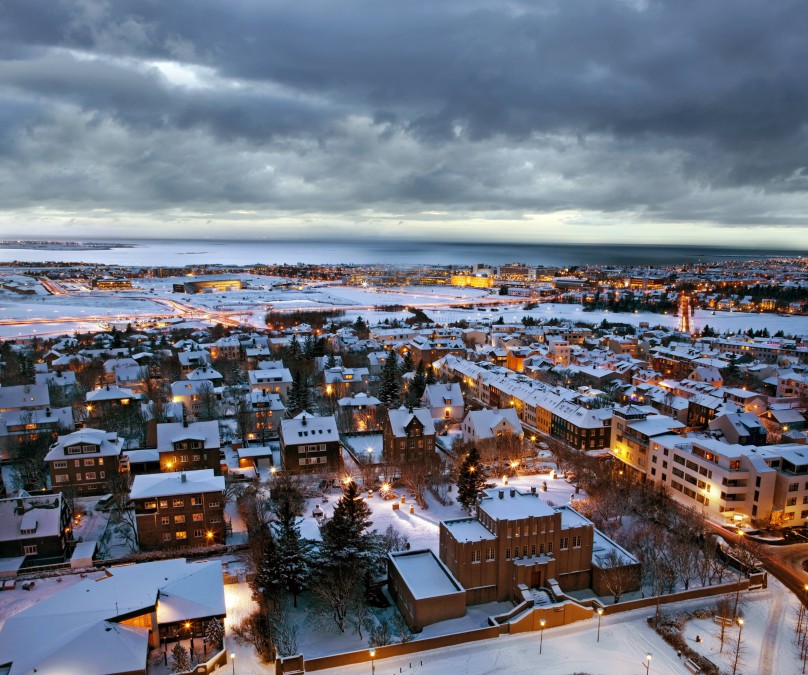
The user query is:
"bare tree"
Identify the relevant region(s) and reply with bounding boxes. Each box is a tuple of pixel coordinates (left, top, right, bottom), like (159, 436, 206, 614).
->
(309, 566, 360, 633)
(599, 550, 639, 603)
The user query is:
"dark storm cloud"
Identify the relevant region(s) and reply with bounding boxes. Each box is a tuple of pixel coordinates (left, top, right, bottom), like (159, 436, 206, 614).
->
(1, 0, 807, 234)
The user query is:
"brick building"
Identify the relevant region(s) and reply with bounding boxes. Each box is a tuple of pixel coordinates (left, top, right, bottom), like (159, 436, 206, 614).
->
(382, 407, 437, 464)
(279, 413, 342, 474)
(45, 428, 124, 495)
(156, 420, 222, 474)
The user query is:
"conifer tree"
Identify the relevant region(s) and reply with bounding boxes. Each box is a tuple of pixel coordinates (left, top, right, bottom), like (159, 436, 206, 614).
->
(326, 351, 337, 369)
(409, 361, 427, 405)
(253, 532, 282, 609)
(205, 618, 225, 651)
(170, 643, 191, 673)
(457, 446, 486, 513)
(273, 497, 311, 607)
(320, 480, 377, 572)
(400, 350, 414, 376)
(378, 350, 401, 409)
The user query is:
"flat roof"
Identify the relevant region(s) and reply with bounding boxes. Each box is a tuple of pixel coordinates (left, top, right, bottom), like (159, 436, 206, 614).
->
(443, 518, 496, 543)
(390, 550, 463, 600)
(479, 489, 556, 521)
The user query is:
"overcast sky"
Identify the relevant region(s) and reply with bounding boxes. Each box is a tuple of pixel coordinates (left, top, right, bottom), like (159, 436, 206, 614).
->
(1, 0, 807, 247)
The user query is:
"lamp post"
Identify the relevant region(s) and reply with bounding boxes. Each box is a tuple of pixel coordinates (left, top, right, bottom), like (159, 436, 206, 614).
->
(369, 648, 376, 675)
(539, 618, 546, 654)
(230, 651, 235, 675)
(596, 607, 604, 642)
(643, 653, 652, 674)
(733, 618, 744, 675)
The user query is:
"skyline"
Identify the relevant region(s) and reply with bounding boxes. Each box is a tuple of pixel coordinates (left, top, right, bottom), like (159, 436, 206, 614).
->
(2, 1, 808, 245)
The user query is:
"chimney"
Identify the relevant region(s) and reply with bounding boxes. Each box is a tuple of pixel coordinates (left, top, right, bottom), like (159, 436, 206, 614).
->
(15, 498, 25, 515)
(301, 415, 307, 426)
(531, 486, 537, 495)
(46, 408, 51, 417)
(510, 489, 516, 498)
(181, 473, 187, 483)
(498, 490, 504, 500)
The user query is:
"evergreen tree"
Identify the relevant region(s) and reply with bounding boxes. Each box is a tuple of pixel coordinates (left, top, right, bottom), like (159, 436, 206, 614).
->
(273, 497, 311, 607)
(400, 350, 414, 376)
(326, 351, 337, 369)
(253, 532, 282, 608)
(170, 643, 191, 673)
(457, 446, 486, 513)
(353, 316, 370, 340)
(303, 335, 316, 359)
(425, 363, 437, 386)
(320, 480, 378, 572)
(378, 350, 401, 409)
(287, 371, 310, 416)
(288, 334, 302, 362)
(410, 361, 427, 401)
(205, 618, 225, 651)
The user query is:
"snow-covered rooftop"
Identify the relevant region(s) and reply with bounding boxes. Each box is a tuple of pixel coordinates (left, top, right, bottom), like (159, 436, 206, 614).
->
(479, 489, 556, 521)
(389, 550, 464, 600)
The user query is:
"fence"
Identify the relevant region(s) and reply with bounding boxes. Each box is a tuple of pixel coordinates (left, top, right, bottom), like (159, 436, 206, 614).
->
(179, 649, 228, 675)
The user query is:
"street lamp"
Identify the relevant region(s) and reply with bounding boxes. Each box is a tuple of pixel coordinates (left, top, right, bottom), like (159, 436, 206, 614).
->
(643, 653, 652, 674)
(736, 618, 744, 656)
(596, 607, 604, 642)
(539, 618, 546, 654)
(230, 651, 235, 675)
(369, 648, 376, 674)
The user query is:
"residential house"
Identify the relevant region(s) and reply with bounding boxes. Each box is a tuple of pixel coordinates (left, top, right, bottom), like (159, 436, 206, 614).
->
(156, 420, 222, 474)
(279, 413, 341, 474)
(0, 491, 72, 565)
(462, 408, 523, 443)
(382, 407, 437, 465)
(130, 470, 226, 549)
(45, 429, 124, 495)
(421, 382, 465, 422)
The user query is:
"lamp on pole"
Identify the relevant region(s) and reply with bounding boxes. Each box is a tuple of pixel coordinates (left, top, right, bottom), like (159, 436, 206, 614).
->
(596, 607, 604, 642)
(230, 651, 236, 675)
(539, 618, 546, 654)
(733, 618, 744, 675)
(643, 653, 652, 674)
(369, 648, 376, 675)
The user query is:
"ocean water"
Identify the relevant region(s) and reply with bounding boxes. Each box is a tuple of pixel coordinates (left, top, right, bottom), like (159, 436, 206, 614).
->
(0, 237, 803, 267)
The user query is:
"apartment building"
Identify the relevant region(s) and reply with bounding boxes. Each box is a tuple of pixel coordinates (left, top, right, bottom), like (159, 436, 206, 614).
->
(156, 420, 222, 474)
(0, 492, 73, 565)
(279, 413, 342, 474)
(45, 429, 124, 495)
(382, 407, 437, 464)
(130, 469, 226, 549)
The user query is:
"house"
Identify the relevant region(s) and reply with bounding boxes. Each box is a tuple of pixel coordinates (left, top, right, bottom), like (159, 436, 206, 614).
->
(337, 392, 382, 432)
(130, 470, 226, 549)
(0, 558, 226, 675)
(0, 491, 72, 566)
(709, 412, 768, 446)
(462, 408, 523, 443)
(688, 366, 724, 389)
(185, 365, 223, 386)
(324, 366, 370, 397)
(0, 382, 50, 412)
(45, 429, 124, 495)
(382, 407, 437, 465)
(85, 385, 139, 417)
(279, 413, 341, 474)
(244, 390, 286, 442)
(156, 420, 222, 474)
(34, 369, 78, 398)
(248, 367, 293, 400)
(421, 382, 465, 422)
(0, 406, 74, 461)
(170, 379, 221, 420)
(177, 349, 211, 374)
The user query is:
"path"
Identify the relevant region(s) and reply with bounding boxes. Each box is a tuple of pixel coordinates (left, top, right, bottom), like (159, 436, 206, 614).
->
(758, 588, 787, 675)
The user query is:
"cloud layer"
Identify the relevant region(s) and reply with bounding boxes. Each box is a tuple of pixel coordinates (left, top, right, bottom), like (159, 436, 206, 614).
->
(1, 0, 807, 245)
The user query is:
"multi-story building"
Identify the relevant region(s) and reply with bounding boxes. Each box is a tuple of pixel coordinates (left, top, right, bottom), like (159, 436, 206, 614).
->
(45, 428, 124, 495)
(421, 382, 465, 422)
(434, 488, 640, 606)
(156, 420, 222, 474)
(0, 492, 73, 565)
(248, 367, 293, 400)
(279, 413, 342, 474)
(382, 407, 437, 464)
(609, 405, 686, 477)
(324, 366, 370, 397)
(462, 408, 523, 443)
(130, 469, 226, 549)
(0, 406, 74, 461)
(244, 390, 286, 442)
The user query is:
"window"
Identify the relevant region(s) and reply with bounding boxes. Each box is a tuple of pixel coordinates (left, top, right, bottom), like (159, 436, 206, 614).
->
(55, 474, 68, 483)
(192, 454, 201, 461)
(83, 458, 95, 466)
(53, 460, 67, 469)
(66, 446, 82, 455)
(180, 455, 189, 463)
(175, 515, 186, 523)
(23, 545, 38, 556)
(547, 542, 553, 554)
(193, 513, 204, 521)
(159, 500, 169, 508)
(85, 472, 96, 480)
(209, 501, 220, 508)
(522, 546, 527, 557)
(471, 550, 481, 563)
(506, 547, 511, 560)
(560, 537, 569, 550)
(787, 497, 797, 507)
(163, 533, 172, 541)
(486, 548, 495, 561)
(75, 473, 82, 481)
(194, 529, 205, 538)
(209, 517, 221, 524)
(176, 531, 187, 540)
(173, 499, 184, 508)
(100, 471, 105, 479)
(161, 517, 170, 525)
(191, 497, 201, 506)
(531, 545, 536, 556)
(572, 535, 582, 548)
